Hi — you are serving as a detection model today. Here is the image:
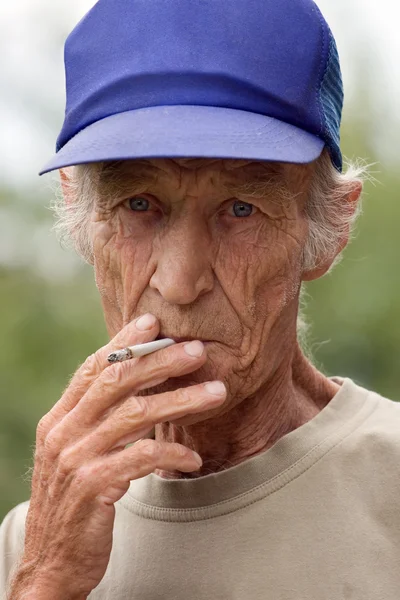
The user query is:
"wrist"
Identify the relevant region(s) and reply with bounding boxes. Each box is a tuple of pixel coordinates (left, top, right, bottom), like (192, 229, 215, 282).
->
(14, 590, 62, 600)
(9, 568, 87, 600)
(11, 586, 87, 600)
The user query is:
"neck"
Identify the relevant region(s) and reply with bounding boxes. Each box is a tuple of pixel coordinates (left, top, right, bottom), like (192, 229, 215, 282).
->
(154, 343, 340, 479)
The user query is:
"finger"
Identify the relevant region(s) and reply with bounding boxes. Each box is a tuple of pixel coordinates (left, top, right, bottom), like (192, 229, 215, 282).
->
(62, 381, 226, 459)
(70, 340, 208, 425)
(72, 440, 204, 505)
(40, 340, 209, 456)
(36, 314, 160, 444)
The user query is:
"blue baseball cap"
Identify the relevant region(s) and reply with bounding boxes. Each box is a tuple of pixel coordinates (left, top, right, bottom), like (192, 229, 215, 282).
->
(39, 0, 344, 176)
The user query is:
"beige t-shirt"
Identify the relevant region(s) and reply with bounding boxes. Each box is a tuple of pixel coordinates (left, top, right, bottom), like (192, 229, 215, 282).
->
(1, 377, 400, 599)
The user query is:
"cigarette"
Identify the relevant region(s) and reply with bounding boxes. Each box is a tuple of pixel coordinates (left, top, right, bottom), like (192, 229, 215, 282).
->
(107, 338, 176, 363)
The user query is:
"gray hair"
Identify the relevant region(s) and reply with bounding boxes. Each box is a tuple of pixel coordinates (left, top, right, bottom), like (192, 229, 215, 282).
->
(302, 150, 367, 273)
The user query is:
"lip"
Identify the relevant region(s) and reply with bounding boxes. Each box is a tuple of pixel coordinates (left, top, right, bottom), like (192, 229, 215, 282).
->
(156, 334, 211, 344)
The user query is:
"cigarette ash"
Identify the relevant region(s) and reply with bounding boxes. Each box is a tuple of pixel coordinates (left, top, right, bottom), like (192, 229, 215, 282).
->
(107, 347, 133, 364)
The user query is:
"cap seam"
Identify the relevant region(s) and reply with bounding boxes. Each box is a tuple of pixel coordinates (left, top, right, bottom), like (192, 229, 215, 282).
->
(314, 4, 328, 141)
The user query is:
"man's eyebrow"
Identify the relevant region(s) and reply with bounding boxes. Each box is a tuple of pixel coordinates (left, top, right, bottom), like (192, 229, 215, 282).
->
(95, 160, 290, 204)
(222, 169, 289, 202)
(96, 161, 158, 198)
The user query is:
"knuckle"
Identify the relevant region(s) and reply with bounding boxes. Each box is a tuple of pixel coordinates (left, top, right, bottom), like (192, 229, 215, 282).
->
(58, 447, 79, 475)
(36, 416, 50, 444)
(130, 396, 150, 423)
(173, 443, 190, 459)
(118, 359, 136, 379)
(176, 386, 193, 405)
(79, 350, 104, 381)
(73, 463, 100, 489)
(100, 363, 124, 388)
(135, 439, 161, 463)
(43, 429, 62, 458)
(151, 348, 170, 369)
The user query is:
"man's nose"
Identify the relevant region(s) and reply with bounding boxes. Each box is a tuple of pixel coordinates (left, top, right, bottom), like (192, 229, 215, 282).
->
(149, 219, 214, 305)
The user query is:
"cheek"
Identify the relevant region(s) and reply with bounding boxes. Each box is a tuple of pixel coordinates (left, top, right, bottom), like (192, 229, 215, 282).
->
(91, 214, 155, 326)
(215, 216, 306, 304)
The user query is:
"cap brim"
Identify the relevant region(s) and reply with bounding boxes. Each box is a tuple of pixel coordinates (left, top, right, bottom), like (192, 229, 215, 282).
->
(39, 105, 324, 175)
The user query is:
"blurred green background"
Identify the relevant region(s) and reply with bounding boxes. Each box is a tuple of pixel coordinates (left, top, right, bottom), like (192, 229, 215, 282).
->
(1, 0, 399, 520)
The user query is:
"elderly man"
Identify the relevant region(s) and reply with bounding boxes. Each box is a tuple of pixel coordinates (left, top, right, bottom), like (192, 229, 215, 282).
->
(2, 0, 400, 598)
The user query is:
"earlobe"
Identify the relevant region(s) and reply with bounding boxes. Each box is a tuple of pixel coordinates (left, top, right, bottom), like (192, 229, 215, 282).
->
(348, 181, 363, 206)
(301, 264, 329, 282)
(301, 254, 344, 281)
(302, 229, 351, 282)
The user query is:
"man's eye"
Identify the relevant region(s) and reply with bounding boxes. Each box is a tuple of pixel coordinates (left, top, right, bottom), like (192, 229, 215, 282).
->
(127, 197, 150, 211)
(229, 201, 256, 218)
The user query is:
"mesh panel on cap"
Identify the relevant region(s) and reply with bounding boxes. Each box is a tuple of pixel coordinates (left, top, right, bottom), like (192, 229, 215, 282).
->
(320, 32, 343, 172)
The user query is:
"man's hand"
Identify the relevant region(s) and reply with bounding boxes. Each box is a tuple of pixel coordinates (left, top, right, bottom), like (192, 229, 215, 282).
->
(9, 314, 226, 600)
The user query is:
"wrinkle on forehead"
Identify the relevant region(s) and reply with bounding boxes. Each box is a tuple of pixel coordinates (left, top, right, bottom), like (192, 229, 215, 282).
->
(95, 157, 313, 206)
(99, 157, 282, 181)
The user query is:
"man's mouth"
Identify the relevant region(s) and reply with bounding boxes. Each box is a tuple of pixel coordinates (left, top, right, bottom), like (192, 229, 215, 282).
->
(156, 334, 211, 344)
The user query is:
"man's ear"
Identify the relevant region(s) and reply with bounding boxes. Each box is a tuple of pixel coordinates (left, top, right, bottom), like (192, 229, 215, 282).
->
(59, 168, 73, 205)
(302, 181, 363, 282)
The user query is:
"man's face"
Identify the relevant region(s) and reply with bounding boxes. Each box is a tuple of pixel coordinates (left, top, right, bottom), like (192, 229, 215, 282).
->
(89, 158, 314, 417)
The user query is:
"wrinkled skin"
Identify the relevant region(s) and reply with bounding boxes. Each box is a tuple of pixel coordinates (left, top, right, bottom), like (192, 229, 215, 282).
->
(8, 158, 362, 600)
(84, 157, 360, 478)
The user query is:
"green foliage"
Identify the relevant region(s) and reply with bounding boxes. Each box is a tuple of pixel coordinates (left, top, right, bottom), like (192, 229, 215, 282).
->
(304, 168, 400, 399)
(304, 116, 400, 401)
(0, 267, 107, 518)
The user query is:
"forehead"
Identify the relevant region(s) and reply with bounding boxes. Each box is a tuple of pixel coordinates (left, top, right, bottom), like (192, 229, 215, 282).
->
(94, 157, 314, 201)
(99, 158, 283, 181)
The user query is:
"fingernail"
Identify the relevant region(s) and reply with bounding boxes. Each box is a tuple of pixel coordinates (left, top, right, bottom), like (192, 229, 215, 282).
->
(184, 341, 204, 358)
(136, 313, 157, 331)
(204, 381, 226, 396)
(192, 452, 203, 466)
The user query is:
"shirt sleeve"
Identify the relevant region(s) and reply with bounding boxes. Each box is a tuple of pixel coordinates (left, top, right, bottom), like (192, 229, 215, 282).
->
(0, 501, 29, 600)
